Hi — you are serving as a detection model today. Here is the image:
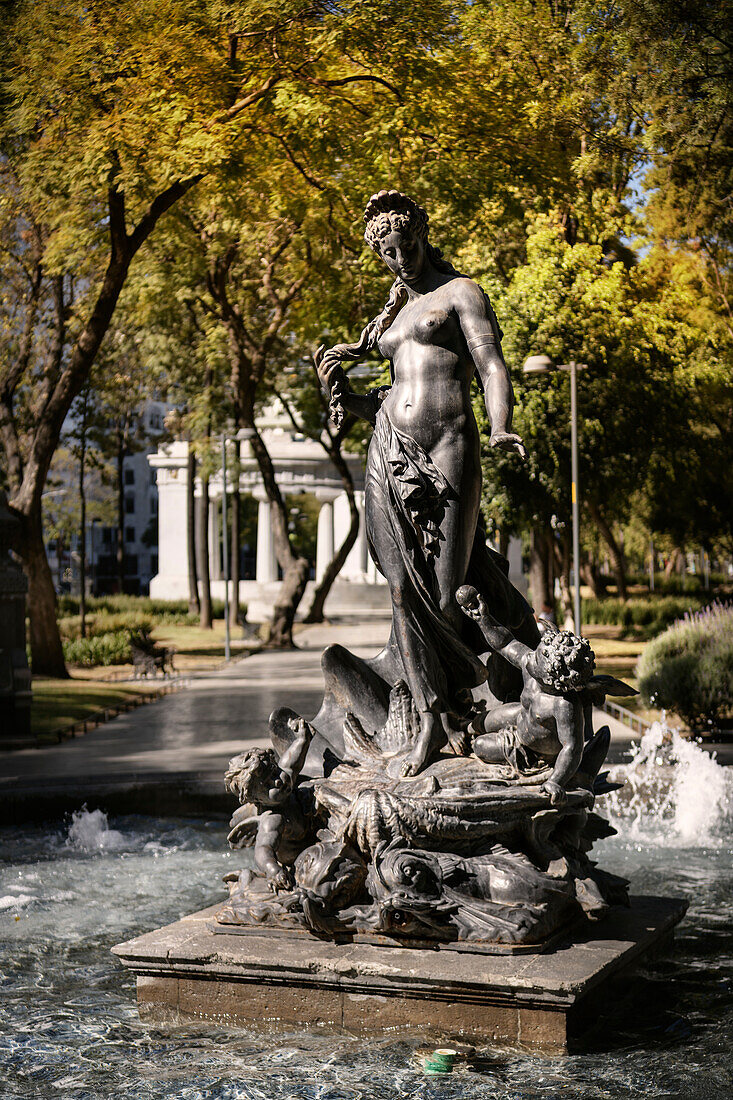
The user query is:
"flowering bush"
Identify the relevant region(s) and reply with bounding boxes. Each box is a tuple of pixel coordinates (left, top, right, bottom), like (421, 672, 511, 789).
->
(637, 603, 733, 730)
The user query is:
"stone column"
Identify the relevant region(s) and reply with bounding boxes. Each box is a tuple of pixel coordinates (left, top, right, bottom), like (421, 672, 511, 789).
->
(209, 497, 222, 581)
(315, 499, 335, 582)
(148, 447, 189, 600)
(342, 491, 369, 581)
(255, 498, 278, 583)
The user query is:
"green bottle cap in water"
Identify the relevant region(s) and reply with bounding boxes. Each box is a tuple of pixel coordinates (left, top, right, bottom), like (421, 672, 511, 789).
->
(423, 1048, 457, 1073)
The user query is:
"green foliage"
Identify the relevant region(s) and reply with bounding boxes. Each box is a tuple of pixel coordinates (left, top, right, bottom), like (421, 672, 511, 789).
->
(637, 603, 733, 730)
(582, 595, 719, 637)
(56, 594, 227, 623)
(63, 631, 133, 667)
(58, 612, 154, 641)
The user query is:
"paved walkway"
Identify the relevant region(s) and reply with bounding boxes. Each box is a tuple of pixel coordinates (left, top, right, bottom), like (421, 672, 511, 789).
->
(0, 619, 389, 821)
(2, 616, 728, 823)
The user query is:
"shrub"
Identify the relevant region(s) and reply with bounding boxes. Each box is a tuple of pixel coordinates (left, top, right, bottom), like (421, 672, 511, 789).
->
(56, 595, 229, 626)
(636, 602, 733, 730)
(57, 611, 155, 641)
(63, 631, 133, 667)
(90, 612, 155, 636)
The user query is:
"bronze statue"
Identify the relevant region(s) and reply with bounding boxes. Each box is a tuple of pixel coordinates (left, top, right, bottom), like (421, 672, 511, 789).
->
(217, 191, 636, 951)
(314, 190, 537, 776)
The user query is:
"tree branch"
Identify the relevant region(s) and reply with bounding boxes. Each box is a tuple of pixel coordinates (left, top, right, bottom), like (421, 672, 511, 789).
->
(128, 174, 204, 255)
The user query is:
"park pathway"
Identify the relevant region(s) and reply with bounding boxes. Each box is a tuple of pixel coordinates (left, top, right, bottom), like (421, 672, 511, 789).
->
(1, 615, 651, 823)
(0, 618, 390, 822)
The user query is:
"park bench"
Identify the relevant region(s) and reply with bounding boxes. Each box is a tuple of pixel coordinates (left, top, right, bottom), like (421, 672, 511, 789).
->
(130, 631, 175, 679)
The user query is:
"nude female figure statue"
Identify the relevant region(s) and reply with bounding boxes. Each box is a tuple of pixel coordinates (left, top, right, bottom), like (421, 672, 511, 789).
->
(315, 190, 535, 776)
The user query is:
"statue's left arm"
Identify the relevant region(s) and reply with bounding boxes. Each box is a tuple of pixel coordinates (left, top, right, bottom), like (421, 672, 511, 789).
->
(456, 281, 525, 458)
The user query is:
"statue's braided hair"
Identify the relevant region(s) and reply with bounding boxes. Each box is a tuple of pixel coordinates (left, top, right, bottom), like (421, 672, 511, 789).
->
(536, 630, 595, 692)
(359, 190, 460, 352)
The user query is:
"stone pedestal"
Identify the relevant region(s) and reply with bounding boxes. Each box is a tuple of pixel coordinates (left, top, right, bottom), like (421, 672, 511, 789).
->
(113, 895, 686, 1054)
(0, 493, 32, 749)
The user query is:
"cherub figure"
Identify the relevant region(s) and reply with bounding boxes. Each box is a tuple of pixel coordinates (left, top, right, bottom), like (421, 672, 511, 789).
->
(456, 585, 629, 805)
(224, 717, 316, 891)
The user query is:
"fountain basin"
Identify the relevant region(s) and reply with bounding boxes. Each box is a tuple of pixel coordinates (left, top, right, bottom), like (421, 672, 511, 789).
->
(113, 894, 687, 1054)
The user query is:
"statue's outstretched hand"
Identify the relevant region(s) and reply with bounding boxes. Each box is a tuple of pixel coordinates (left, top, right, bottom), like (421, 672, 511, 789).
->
(490, 431, 526, 460)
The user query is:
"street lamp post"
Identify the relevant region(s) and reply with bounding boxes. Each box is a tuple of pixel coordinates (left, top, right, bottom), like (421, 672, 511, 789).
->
(221, 427, 255, 662)
(220, 432, 230, 661)
(523, 355, 587, 636)
(90, 517, 101, 598)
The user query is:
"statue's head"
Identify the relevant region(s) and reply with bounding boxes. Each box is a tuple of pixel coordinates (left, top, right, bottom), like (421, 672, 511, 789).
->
(224, 747, 290, 807)
(363, 842, 453, 938)
(363, 189, 430, 285)
(530, 628, 595, 693)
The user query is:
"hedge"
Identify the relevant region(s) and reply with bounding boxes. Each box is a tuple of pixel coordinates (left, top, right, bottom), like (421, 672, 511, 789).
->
(56, 595, 227, 623)
(581, 595, 715, 636)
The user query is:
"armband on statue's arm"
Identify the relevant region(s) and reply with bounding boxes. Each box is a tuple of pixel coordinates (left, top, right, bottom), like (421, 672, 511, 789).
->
(466, 331, 498, 354)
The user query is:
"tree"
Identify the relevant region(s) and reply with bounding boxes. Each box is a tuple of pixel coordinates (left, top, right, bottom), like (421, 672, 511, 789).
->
(476, 213, 698, 600)
(1, 0, 444, 672)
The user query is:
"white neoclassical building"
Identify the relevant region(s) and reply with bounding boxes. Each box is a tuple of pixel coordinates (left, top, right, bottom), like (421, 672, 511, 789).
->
(149, 402, 527, 621)
(148, 403, 389, 621)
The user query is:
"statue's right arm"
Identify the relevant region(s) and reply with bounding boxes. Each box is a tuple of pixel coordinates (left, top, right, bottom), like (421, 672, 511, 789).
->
(254, 811, 291, 888)
(314, 337, 386, 425)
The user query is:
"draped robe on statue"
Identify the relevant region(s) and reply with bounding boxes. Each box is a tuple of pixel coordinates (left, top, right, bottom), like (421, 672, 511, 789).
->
(270, 407, 540, 777)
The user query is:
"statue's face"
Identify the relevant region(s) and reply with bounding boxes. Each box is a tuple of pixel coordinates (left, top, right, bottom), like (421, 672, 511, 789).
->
(526, 647, 551, 686)
(378, 228, 426, 284)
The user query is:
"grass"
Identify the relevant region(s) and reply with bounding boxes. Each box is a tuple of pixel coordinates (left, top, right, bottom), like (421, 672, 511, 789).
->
(581, 624, 663, 727)
(149, 620, 260, 670)
(31, 677, 160, 742)
(33, 619, 262, 741)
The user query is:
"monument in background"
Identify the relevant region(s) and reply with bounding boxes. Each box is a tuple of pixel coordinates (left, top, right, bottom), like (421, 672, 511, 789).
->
(149, 402, 530, 620)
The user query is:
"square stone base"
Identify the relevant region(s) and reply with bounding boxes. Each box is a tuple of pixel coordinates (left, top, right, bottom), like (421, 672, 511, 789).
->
(113, 894, 686, 1054)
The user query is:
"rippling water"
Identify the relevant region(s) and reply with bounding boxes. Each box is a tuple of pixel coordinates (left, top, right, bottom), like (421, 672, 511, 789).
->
(1, 749, 732, 1100)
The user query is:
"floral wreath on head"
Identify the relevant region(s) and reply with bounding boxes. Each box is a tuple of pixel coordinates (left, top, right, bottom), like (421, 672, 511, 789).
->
(363, 189, 430, 253)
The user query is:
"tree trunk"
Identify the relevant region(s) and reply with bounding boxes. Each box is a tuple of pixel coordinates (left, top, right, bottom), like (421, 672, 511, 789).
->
(580, 558, 601, 598)
(186, 444, 199, 614)
(552, 533, 574, 629)
(229, 484, 240, 630)
(197, 473, 213, 629)
(79, 428, 87, 638)
(664, 546, 684, 578)
(544, 528, 555, 609)
(590, 502, 627, 600)
(247, 422, 308, 647)
(57, 535, 64, 591)
(528, 525, 551, 611)
(22, 511, 68, 678)
(116, 433, 125, 594)
(304, 449, 359, 623)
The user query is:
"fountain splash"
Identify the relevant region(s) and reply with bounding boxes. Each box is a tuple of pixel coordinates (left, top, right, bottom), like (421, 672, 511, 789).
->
(607, 720, 733, 847)
(65, 806, 126, 852)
